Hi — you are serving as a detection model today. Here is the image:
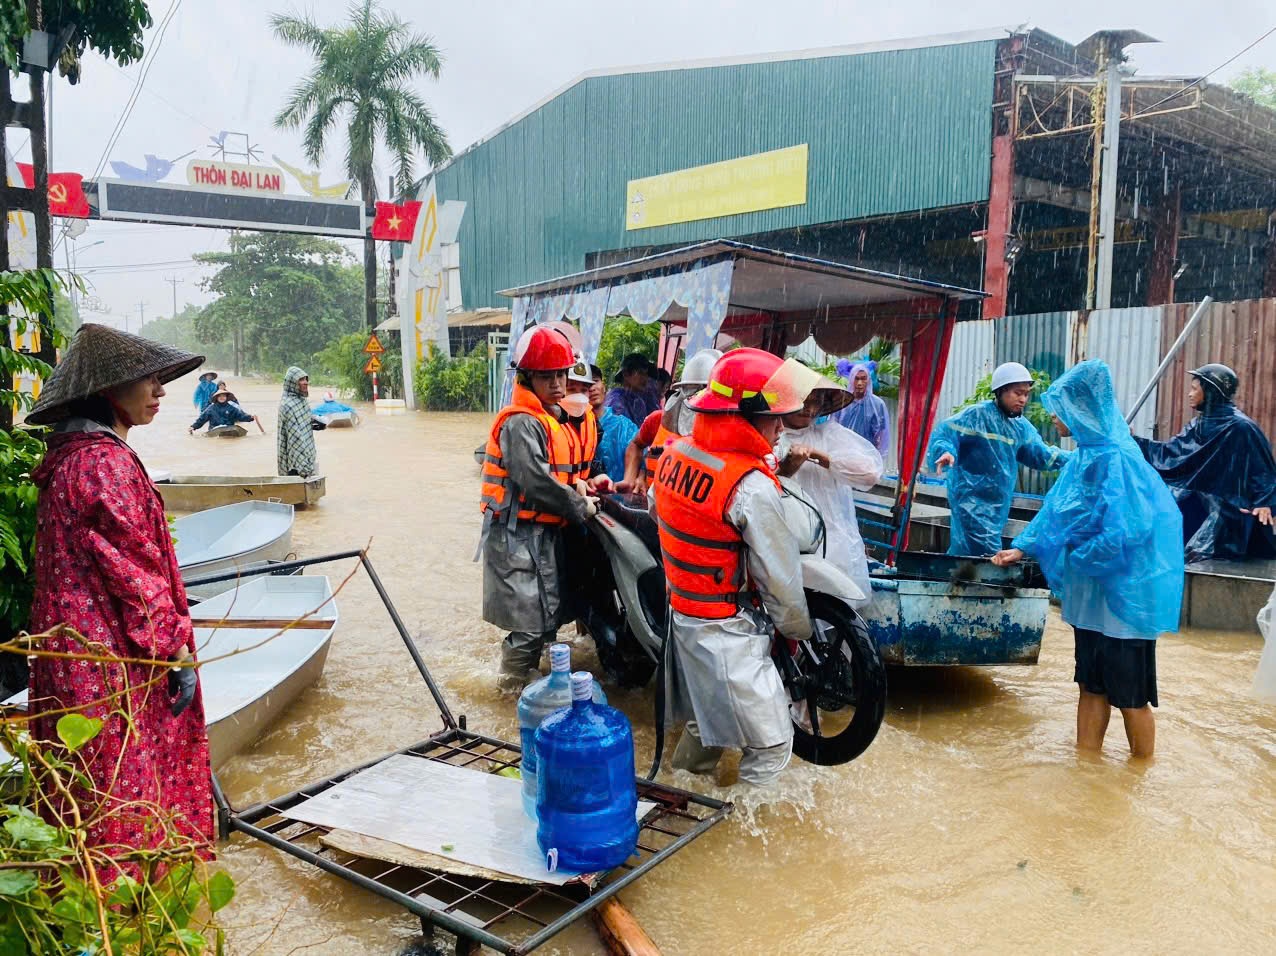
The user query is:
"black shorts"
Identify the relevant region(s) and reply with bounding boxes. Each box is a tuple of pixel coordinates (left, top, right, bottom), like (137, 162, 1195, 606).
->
(1073, 628, 1158, 709)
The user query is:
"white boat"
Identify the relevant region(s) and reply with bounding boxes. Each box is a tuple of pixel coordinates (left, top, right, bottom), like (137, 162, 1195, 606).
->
(206, 424, 248, 438)
(194, 575, 338, 766)
(154, 474, 326, 511)
(175, 501, 294, 580)
(3, 575, 338, 769)
(317, 409, 360, 428)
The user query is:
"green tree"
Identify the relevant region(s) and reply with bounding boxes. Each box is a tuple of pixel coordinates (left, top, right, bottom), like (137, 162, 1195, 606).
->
(192, 233, 363, 375)
(596, 317, 662, 386)
(1232, 67, 1276, 108)
(138, 304, 236, 370)
(1, 1, 153, 76)
(272, 0, 452, 332)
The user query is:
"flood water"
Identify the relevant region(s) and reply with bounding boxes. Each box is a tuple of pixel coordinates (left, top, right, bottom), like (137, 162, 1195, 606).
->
(134, 373, 1276, 954)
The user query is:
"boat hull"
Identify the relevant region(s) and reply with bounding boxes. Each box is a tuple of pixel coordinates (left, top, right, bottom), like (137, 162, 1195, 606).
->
(317, 411, 359, 428)
(175, 501, 295, 581)
(156, 475, 326, 511)
(206, 425, 248, 438)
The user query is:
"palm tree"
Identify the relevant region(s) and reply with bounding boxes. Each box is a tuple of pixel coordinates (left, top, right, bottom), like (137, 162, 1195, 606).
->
(272, 0, 452, 331)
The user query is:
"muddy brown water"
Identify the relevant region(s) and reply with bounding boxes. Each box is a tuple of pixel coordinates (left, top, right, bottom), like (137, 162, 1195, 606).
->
(131, 373, 1276, 954)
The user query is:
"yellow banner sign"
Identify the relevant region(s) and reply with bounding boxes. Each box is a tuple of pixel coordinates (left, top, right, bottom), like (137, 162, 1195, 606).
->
(626, 144, 808, 231)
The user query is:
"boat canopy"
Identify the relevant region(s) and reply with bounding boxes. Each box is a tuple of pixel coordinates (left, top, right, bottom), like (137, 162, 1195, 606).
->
(500, 240, 987, 554)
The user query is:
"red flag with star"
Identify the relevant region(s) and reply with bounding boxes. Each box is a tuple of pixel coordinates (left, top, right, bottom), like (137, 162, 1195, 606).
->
(16, 162, 90, 218)
(371, 200, 422, 241)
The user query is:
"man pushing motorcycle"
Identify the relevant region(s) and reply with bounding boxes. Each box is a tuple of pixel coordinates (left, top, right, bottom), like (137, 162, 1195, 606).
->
(652, 348, 817, 786)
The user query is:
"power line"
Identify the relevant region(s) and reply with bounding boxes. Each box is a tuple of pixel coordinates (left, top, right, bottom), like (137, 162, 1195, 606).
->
(104, 61, 218, 134)
(1130, 25, 1276, 119)
(90, 0, 183, 182)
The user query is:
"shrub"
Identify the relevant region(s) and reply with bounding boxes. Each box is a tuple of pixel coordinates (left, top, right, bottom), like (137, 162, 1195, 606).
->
(311, 332, 403, 401)
(414, 343, 487, 411)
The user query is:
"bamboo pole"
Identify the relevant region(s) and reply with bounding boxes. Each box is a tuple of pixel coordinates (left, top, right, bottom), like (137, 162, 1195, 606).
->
(591, 896, 662, 956)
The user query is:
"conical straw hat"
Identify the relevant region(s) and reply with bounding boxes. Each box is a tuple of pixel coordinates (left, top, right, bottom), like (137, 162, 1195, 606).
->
(25, 323, 204, 426)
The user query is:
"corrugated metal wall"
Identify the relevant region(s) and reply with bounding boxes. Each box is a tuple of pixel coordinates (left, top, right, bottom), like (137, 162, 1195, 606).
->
(1156, 298, 1276, 443)
(438, 39, 999, 308)
(994, 310, 1076, 380)
(1073, 306, 1162, 438)
(936, 319, 996, 417)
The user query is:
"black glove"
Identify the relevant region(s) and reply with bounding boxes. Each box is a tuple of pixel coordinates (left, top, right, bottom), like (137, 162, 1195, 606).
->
(168, 665, 197, 716)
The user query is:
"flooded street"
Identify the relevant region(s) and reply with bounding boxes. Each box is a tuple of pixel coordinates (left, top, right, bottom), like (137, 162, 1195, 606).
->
(139, 373, 1276, 954)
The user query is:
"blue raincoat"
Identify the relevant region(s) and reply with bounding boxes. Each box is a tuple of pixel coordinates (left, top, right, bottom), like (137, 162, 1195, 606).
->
(1013, 360, 1184, 638)
(834, 362, 891, 457)
(192, 378, 216, 411)
(597, 406, 638, 479)
(927, 399, 1070, 556)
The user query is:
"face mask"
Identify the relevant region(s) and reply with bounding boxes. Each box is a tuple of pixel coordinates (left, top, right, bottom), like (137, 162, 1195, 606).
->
(560, 393, 590, 418)
(815, 414, 831, 425)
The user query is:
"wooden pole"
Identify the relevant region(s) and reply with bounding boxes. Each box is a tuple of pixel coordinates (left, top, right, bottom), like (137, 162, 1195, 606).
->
(590, 897, 662, 956)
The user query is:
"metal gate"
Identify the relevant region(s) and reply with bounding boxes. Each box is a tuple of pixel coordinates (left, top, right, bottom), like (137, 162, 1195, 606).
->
(487, 331, 510, 412)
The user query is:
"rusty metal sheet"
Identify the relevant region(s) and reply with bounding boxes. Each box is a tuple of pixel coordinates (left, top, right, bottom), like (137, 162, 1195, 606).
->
(1075, 306, 1164, 438)
(1156, 298, 1276, 442)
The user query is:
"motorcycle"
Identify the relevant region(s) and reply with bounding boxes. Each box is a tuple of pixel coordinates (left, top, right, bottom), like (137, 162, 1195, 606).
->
(573, 490, 886, 767)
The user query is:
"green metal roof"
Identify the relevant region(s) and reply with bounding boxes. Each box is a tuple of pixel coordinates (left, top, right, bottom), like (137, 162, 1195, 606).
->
(437, 35, 1000, 309)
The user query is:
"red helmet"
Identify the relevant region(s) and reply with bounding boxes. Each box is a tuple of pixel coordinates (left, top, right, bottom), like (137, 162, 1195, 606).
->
(687, 348, 810, 416)
(511, 326, 575, 372)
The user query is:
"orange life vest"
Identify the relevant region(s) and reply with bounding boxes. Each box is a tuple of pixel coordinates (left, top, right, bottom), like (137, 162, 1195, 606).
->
(479, 383, 575, 526)
(644, 422, 676, 481)
(653, 418, 780, 619)
(566, 409, 599, 480)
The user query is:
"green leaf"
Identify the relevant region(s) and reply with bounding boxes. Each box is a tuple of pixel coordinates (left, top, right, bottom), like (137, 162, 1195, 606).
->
(206, 869, 235, 912)
(3, 812, 58, 848)
(175, 928, 208, 952)
(0, 922, 28, 956)
(55, 714, 103, 752)
(496, 766, 521, 780)
(0, 870, 38, 897)
(107, 874, 141, 907)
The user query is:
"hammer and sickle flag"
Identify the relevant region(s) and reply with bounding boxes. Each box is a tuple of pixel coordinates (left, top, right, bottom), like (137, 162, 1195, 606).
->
(16, 163, 90, 218)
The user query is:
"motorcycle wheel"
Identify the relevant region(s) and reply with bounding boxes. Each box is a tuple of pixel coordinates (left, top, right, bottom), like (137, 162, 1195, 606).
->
(783, 590, 886, 766)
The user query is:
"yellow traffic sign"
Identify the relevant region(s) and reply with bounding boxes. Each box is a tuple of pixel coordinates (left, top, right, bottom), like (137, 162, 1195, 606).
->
(363, 355, 383, 374)
(363, 333, 386, 355)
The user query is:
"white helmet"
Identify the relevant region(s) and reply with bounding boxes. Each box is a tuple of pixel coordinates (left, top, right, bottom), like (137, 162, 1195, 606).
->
(675, 348, 723, 389)
(991, 362, 1033, 392)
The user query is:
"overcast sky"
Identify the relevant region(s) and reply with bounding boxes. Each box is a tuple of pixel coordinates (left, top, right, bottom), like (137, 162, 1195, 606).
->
(16, 0, 1275, 331)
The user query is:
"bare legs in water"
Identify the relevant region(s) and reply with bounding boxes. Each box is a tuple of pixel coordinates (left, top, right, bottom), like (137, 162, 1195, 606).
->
(1076, 688, 1155, 758)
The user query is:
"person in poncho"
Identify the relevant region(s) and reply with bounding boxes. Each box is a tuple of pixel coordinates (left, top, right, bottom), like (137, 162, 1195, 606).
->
(277, 365, 319, 477)
(1133, 363, 1276, 562)
(191, 370, 217, 410)
(993, 360, 1184, 758)
(24, 324, 214, 880)
(834, 361, 891, 458)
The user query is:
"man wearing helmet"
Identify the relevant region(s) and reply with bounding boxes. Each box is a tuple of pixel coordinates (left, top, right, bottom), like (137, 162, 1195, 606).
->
(927, 362, 1071, 556)
(652, 348, 817, 787)
(479, 326, 597, 693)
(1134, 363, 1276, 561)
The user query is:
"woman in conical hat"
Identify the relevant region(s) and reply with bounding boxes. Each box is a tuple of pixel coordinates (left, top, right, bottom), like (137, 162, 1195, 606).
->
(25, 324, 215, 878)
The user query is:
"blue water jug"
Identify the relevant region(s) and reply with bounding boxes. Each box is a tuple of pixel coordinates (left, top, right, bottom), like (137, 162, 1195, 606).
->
(535, 672, 638, 873)
(517, 644, 605, 818)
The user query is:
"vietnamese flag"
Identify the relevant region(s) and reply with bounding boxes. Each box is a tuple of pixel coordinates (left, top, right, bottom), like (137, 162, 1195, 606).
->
(371, 200, 421, 241)
(16, 162, 90, 218)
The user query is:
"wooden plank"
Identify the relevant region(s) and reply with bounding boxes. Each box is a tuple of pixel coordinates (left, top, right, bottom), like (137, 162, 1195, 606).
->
(191, 617, 332, 630)
(592, 897, 663, 956)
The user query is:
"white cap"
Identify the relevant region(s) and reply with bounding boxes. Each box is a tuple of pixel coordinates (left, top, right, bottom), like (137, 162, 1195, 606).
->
(991, 362, 1033, 392)
(675, 348, 723, 388)
(570, 671, 593, 701)
(549, 643, 571, 672)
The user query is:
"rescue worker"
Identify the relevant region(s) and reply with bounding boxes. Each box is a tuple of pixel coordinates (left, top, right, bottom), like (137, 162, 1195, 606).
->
(624, 348, 722, 493)
(562, 361, 602, 484)
(479, 326, 596, 693)
(653, 348, 813, 787)
(927, 362, 1071, 556)
(1133, 363, 1276, 561)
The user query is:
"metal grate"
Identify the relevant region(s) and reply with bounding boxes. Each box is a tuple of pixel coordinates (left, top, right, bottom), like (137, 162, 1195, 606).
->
(228, 727, 731, 955)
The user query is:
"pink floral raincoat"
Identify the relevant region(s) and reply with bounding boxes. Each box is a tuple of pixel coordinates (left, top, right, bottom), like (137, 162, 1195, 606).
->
(30, 428, 213, 877)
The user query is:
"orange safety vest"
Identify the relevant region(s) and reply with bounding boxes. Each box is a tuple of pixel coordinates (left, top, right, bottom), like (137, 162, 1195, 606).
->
(644, 422, 675, 482)
(565, 409, 599, 481)
(653, 435, 779, 619)
(479, 383, 576, 526)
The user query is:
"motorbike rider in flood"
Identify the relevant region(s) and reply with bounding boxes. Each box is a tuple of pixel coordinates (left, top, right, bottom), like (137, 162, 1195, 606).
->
(653, 348, 816, 786)
(479, 326, 598, 694)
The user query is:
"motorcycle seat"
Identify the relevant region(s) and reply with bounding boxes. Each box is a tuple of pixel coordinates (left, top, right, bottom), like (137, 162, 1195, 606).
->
(600, 492, 661, 556)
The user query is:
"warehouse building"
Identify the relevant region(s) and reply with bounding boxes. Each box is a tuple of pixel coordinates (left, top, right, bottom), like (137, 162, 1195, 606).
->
(434, 26, 1276, 321)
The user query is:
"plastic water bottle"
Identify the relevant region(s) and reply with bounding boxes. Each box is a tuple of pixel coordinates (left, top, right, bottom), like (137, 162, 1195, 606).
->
(517, 644, 605, 818)
(535, 672, 638, 873)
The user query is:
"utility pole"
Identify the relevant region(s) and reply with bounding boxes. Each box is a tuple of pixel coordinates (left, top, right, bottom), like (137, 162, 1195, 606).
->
(164, 276, 184, 317)
(130, 301, 147, 335)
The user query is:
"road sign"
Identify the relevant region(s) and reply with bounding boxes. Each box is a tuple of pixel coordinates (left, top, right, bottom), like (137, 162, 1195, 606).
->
(363, 333, 386, 355)
(363, 355, 382, 375)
